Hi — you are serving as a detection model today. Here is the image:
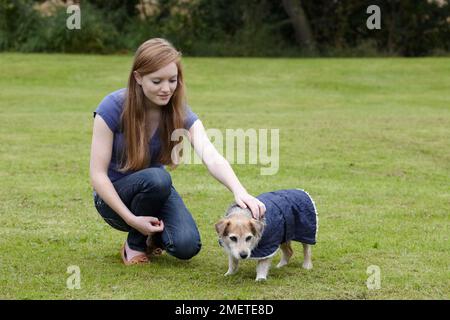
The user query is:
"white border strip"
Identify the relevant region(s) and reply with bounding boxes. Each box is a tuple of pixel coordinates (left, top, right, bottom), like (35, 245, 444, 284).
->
(297, 188, 319, 242)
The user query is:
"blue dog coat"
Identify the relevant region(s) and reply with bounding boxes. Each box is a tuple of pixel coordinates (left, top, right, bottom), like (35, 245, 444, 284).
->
(250, 189, 318, 259)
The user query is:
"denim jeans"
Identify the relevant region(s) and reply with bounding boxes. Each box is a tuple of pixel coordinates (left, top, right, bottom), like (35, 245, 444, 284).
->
(93, 167, 201, 260)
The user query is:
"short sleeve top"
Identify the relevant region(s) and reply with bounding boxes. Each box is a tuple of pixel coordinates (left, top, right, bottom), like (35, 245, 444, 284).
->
(93, 88, 199, 182)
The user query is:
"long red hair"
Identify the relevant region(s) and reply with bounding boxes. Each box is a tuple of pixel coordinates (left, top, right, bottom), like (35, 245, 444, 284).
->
(119, 38, 186, 172)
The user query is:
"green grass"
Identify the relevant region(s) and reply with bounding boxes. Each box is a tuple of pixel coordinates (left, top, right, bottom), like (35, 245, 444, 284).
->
(0, 53, 449, 299)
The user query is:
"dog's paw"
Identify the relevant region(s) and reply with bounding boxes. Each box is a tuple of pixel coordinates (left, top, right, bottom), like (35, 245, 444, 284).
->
(302, 261, 313, 270)
(224, 270, 237, 276)
(255, 277, 267, 282)
(276, 260, 288, 268)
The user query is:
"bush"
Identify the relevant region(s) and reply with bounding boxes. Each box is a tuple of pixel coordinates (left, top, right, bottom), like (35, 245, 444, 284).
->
(0, 0, 448, 56)
(0, 0, 43, 51)
(30, 2, 123, 53)
(0, 1, 123, 53)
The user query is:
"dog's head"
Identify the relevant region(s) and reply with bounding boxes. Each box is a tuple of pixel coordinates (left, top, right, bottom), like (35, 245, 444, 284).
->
(215, 204, 265, 260)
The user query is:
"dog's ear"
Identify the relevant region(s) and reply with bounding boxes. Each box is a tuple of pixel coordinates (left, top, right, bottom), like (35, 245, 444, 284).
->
(215, 219, 230, 236)
(249, 219, 265, 237)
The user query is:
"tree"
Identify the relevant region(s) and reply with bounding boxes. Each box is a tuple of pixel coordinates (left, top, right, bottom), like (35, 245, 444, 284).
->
(281, 0, 315, 50)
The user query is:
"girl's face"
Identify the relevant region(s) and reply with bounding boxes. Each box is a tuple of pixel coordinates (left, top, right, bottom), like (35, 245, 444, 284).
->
(134, 62, 178, 107)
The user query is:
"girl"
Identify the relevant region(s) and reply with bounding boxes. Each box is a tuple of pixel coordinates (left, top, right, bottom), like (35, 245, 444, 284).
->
(89, 38, 265, 265)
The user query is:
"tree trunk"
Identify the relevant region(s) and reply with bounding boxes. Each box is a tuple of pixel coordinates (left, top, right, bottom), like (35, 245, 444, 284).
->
(282, 0, 315, 50)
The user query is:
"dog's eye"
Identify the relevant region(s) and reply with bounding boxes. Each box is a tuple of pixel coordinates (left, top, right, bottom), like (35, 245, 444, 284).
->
(229, 236, 237, 242)
(245, 236, 252, 242)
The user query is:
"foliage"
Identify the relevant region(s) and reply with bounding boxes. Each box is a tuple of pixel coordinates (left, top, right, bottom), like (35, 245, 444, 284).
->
(0, 0, 449, 56)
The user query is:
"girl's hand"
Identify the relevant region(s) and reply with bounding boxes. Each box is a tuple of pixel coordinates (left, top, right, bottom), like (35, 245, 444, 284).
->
(234, 191, 266, 220)
(128, 216, 164, 236)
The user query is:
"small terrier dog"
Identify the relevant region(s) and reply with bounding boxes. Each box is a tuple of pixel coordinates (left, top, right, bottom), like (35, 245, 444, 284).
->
(215, 189, 318, 281)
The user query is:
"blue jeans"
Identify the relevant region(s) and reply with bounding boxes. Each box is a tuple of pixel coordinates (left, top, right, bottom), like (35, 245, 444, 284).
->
(93, 168, 201, 260)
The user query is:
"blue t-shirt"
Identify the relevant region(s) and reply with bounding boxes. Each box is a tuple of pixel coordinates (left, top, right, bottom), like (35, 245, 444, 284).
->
(93, 88, 199, 182)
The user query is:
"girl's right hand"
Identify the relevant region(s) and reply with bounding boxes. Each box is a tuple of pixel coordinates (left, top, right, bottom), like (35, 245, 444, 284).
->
(129, 216, 164, 236)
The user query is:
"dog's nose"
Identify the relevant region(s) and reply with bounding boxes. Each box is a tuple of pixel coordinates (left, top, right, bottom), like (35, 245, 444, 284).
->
(239, 252, 248, 259)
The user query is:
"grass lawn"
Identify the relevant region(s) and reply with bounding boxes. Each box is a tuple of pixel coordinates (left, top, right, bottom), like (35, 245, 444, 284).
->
(0, 53, 449, 299)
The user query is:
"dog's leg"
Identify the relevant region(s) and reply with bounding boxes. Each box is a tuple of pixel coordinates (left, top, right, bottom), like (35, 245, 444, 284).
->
(302, 243, 313, 270)
(224, 255, 239, 276)
(255, 258, 272, 281)
(277, 241, 293, 268)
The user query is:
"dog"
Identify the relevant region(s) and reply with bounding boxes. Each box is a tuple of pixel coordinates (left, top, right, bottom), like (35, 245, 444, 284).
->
(215, 189, 318, 281)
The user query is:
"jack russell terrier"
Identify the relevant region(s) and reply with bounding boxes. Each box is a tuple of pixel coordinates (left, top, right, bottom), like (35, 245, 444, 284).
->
(215, 189, 318, 281)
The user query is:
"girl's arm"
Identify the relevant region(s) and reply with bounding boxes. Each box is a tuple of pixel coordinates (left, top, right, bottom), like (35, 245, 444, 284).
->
(89, 115, 163, 235)
(187, 120, 266, 219)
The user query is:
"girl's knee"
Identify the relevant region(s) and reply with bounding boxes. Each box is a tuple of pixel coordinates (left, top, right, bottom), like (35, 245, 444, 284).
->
(166, 235, 202, 260)
(139, 168, 172, 198)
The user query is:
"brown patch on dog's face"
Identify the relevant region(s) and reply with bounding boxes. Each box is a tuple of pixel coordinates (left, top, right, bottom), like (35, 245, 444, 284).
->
(249, 219, 265, 238)
(215, 218, 230, 236)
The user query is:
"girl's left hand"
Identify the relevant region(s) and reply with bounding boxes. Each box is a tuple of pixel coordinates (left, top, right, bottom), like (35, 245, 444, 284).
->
(234, 191, 266, 220)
